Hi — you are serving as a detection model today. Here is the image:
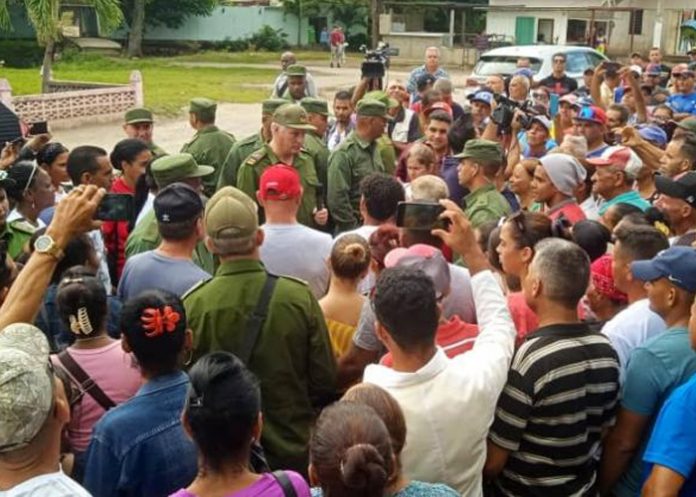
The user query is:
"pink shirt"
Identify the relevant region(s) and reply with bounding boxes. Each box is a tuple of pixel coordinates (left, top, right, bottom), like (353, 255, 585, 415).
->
(51, 341, 142, 452)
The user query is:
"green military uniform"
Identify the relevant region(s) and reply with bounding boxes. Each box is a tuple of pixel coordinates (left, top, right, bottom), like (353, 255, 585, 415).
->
(124, 107, 167, 159)
(148, 142, 168, 160)
(4, 220, 35, 260)
(362, 91, 400, 176)
(299, 97, 330, 191)
(327, 100, 389, 233)
(184, 187, 336, 473)
(181, 98, 236, 197)
(237, 104, 320, 227)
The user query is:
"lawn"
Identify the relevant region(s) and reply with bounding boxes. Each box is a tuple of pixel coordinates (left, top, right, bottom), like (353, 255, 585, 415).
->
(3, 52, 282, 115)
(171, 49, 329, 65)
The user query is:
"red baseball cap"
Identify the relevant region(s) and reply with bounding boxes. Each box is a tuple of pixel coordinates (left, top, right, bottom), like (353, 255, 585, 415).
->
(586, 146, 643, 180)
(259, 164, 302, 200)
(574, 105, 607, 126)
(424, 101, 453, 118)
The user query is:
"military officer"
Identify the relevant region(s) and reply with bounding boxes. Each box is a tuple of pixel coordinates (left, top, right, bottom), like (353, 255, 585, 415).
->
(327, 99, 389, 233)
(455, 139, 511, 228)
(237, 104, 327, 228)
(217, 98, 287, 190)
(183, 186, 336, 474)
(362, 90, 401, 175)
(299, 97, 330, 192)
(281, 65, 310, 103)
(125, 153, 216, 273)
(181, 98, 236, 197)
(123, 107, 167, 159)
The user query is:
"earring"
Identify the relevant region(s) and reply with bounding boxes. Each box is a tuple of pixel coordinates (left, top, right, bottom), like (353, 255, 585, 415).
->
(184, 349, 193, 366)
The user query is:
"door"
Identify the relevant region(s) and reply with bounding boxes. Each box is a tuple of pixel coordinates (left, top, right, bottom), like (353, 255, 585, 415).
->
(515, 17, 536, 45)
(537, 18, 554, 44)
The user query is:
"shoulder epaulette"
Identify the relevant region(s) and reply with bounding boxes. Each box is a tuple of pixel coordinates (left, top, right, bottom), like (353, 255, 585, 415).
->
(245, 149, 267, 166)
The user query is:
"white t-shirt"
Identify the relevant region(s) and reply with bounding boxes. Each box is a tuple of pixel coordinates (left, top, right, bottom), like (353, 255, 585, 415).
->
(260, 223, 333, 299)
(0, 470, 93, 497)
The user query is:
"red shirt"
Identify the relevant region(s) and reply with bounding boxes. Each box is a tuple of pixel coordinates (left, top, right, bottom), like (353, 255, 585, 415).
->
(507, 292, 539, 346)
(547, 200, 586, 225)
(101, 177, 134, 282)
(330, 30, 344, 46)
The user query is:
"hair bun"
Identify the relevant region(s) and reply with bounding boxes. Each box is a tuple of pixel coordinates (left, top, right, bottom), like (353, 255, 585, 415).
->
(344, 242, 367, 260)
(340, 443, 388, 493)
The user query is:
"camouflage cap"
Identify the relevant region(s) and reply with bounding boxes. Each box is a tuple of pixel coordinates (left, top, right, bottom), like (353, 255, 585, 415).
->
(124, 107, 154, 125)
(151, 153, 215, 188)
(262, 98, 290, 115)
(364, 90, 400, 110)
(300, 97, 329, 116)
(453, 138, 503, 163)
(356, 99, 392, 120)
(189, 97, 217, 122)
(286, 64, 307, 77)
(0, 323, 53, 454)
(273, 104, 316, 131)
(205, 186, 258, 240)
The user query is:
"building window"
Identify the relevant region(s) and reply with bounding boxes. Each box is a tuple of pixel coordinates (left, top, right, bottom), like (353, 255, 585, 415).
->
(629, 9, 643, 35)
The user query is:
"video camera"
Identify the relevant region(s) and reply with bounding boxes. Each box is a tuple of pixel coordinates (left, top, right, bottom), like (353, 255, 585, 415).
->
(360, 42, 398, 80)
(490, 94, 535, 133)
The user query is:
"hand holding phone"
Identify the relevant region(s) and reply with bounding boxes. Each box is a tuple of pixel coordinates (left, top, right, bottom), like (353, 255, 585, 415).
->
(396, 201, 451, 231)
(95, 194, 133, 221)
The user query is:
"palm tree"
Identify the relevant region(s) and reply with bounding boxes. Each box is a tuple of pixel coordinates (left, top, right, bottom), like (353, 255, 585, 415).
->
(0, 0, 122, 92)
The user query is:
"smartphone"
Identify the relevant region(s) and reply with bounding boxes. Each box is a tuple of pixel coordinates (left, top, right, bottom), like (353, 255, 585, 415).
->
(29, 121, 48, 135)
(396, 201, 450, 231)
(315, 183, 325, 211)
(95, 194, 133, 221)
(549, 93, 559, 118)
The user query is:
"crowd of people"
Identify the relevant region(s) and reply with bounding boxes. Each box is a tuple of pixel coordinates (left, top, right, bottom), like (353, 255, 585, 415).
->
(2, 43, 696, 497)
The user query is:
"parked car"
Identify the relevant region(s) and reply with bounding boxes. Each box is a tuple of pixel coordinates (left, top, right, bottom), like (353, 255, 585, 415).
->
(464, 45, 609, 95)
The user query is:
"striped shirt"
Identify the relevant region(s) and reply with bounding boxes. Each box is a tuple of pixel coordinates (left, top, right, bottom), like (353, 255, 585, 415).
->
(488, 323, 620, 497)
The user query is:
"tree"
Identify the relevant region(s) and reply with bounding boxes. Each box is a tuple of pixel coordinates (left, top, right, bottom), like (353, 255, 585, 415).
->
(282, 0, 368, 46)
(0, 0, 122, 92)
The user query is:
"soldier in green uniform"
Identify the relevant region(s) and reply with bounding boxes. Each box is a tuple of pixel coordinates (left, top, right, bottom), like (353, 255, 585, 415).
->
(237, 104, 327, 228)
(184, 186, 336, 473)
(362, 90, 401, 175)
(454, 139, 511, 228)
(125, 154, 216, 273)
(123, 107, 167, 159)
(180, 98, 236, 197)
(299, 97, 330, 192)
(327, 99, 389, 233)
(217, 98, 287, 190)
(281, 65, 309, 103)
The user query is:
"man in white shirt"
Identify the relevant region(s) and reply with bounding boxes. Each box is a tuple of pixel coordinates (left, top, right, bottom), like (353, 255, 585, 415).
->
(602, 222, 669, 382)
(258, 164, 332, 298)
(363, 199, 515, 496)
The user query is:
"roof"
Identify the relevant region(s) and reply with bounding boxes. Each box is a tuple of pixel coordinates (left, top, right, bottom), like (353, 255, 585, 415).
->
(480, 45, 600, 58)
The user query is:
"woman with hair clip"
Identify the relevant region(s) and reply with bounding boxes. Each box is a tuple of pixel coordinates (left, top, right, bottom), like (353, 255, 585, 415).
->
(103, 138, 152, 281)
(82, 289, 198, 497)
(51, 267, 141, 482)
(171, 351, 310, 497)
(37, 142, 70, 201)
(320, 234, 371, 357)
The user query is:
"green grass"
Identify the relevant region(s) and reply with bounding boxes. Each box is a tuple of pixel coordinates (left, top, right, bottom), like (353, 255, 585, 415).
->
(171, 49, 329, 64)
(4, 52, 280, 115)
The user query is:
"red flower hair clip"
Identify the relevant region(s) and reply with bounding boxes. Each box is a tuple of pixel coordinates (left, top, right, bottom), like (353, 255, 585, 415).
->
(141, 306, 181, 338)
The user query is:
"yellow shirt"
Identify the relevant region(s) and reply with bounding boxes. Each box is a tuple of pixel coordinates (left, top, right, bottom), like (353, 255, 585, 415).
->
(326, 318, 357, 357)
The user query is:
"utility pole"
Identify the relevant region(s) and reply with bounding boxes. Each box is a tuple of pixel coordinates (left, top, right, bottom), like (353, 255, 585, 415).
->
(298, 0, 302, 47)
(371, 0, 380, 47)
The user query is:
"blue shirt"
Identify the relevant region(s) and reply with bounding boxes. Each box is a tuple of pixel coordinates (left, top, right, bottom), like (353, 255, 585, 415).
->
(598, 190, 650, 215)
(643, 374, 696, 496)
(667, 92, 696, 115)
(83, 371, 198, 497)
(613, 328, 696, 497)
(586, 144, 610, 159)
(406, 66, 450, 95)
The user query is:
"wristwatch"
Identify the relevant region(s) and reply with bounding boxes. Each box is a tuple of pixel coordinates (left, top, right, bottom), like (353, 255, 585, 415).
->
(34, 234, 65, 260)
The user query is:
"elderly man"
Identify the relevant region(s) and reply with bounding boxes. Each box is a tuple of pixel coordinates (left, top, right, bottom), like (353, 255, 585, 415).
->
(406, 46, 450, 97)
(123, 107, 167, 159)
(271, 51, 317, 98)
(588, 145, 650, 215)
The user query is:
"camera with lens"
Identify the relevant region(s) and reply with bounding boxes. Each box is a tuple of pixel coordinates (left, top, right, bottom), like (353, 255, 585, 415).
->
(491, 94, 534, 133)
(360, 42, 398, 81)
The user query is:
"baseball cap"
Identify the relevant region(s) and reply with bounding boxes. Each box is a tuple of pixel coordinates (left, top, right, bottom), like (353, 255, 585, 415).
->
(560, 94, 579, 107)
(530, 115, 552, 132)
(655, 171, 696, 208)
(636, 124, 668, 147)
(151, 153, 215, 189)
(424, 101, 453, 118)
(384, 244, 451, 298)
(205, 186, 258, 240)
(453, 138, 503, 163)
(574, 105, 607, 126)
(677, 118, 696, 135)
(467, 90, 494, 107)
(154, 182, 204, 224)
(0, 324, 53, 453)
(124, 107, 154, 125)
(629, 64, 643, 76)
(416, 73, 437, 91)
(631, 246, 696, 292)
(300, 97, 329, 116)
(189, 98, 217, 122)
(259, 164, 302, 201)
(645, 63, 662, 76)
(586, 146, 643, 180)
(273, 104, 317, 131)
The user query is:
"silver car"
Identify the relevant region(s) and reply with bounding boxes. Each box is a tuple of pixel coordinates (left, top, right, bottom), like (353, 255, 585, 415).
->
(464, 45, 609, 94)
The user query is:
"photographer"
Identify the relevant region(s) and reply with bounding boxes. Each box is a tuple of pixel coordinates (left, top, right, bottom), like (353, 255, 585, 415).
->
(467, 90, 494, 137)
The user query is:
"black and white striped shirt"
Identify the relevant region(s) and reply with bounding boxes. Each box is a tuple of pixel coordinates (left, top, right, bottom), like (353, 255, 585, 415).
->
(488, 323, 620, 497)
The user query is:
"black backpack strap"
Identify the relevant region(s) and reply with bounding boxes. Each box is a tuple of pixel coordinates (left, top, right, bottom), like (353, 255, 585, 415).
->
(56, 350, 116, 411)
(271, 470, 298, 497)
(239, 273, 279, 365)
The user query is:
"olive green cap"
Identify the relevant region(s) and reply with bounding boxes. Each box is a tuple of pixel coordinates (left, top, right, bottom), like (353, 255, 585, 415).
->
(356, 99, 392, 120)
(677, 117, 696, 135)
(262, 98, 290, 115)
(151, 153, 215, 188)
(300, 97, 329, 116)
(453, 139, 503, 163)
(189, 97, 217, 122)
(205, 186, 258, 240)
(273, 104, 317, 131)
(364, 90, 400, 110)
(286, 64, 307, 77)
(124, 107, 154, 125)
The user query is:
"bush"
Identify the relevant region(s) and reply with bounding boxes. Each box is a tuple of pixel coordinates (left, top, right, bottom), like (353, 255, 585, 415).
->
(346, 32, 368, 52)
(248, 25, 289, 52)
(0, 40, 44, 68)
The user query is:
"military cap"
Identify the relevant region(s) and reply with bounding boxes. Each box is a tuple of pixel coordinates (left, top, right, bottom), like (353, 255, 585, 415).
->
(154, 182, 204, 224)
(356, 99, 392, 120)
(273, 104, 316, 131)
(364, 90, 400, 110)
(300, 97, 329, 116)
(286, 64, 307, 77)
(453, 139, 503, 163)
(189, 98, 217, 122)
(205, 186, 258, 240)
(151, 153, 215, 188)
(263, 98, 290, 115)
(124, 107, 154, 125)
(0, 323, 53, 453)
(677, 117, 696, 136)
